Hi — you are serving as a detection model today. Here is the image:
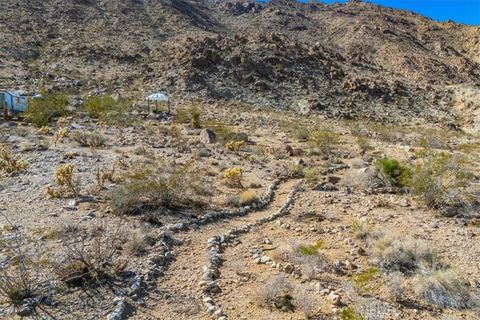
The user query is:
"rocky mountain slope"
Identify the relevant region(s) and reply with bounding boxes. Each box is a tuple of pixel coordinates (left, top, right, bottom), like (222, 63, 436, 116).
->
(1, 0, 479, 124)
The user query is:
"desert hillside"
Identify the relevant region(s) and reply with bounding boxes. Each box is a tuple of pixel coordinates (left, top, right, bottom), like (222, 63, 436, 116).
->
(1, 0, 479, 124)
(0, 1, 479, 320)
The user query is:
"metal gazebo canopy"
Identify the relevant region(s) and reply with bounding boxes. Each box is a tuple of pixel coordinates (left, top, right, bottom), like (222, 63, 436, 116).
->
(146, 92, 170, 114)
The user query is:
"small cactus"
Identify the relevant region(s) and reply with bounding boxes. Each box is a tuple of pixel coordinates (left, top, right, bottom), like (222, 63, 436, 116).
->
(224, 167, 243, 188)
(226, 140, 245, 153)
(53, 163, 78, 197)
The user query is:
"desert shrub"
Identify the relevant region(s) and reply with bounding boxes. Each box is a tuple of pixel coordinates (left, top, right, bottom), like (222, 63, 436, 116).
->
(109, 160, 207, 215)
(339, 307, 365, 320)
(225, 140, 245, 153)
(386, 271, 405, 302)
(175, 106, 202, 128)
(223, 167, 243, 188)
(71, 131, 106, 148)
(303, 167, 321, 186)
(297, 240, 325, 256)
(37, 126, 51, 135)
(285, 163, 305, 178)
(351, 219, 370, 240)
(414, 270, 476, 309)
(307, 130, 338, 156)
(254, 275, 295, 311)
(83, 95, 131, 125)
(124, 232, 149, 256)
(353, 267, 381, 294)
(405, 152, 473, 209)
(415, 128, 451, 150)
(0, 147, 28, 174)
(371, 235, 443, 274)
(0, 216, 51, 315)
(294, 127, 311, 142)
(294, 288, 320, 319)
(24, 91, 68, 127)
(58, 224, 125, 285)
(203, 120, 238, 144)
(227, 189, 258, 207)
(356, 136, 372, 153)
(275, 241, 328, 279)
(48, 163, 79, 197)
(376, 157, 411, 187)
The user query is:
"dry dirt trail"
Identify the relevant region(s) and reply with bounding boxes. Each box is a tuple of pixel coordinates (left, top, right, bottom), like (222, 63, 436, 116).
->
(134, 179, 300, 320)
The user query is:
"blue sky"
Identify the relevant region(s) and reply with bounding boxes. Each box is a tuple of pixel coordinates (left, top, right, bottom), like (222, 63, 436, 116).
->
(318, 0, 480, 25)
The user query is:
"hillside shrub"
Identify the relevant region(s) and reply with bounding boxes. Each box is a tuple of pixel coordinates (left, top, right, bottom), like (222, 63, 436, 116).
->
(376, 157, 411, 187)
(24, 91, 68, 127)
(83, 95, 131, 125)
(109, 160, 207, 215)
(405, 152, 472, 209)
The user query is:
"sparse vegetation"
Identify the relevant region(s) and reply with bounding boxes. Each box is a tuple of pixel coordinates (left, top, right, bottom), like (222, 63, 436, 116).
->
(225, 140, 245, 153)
(339, 307, 365, 320)
(83, 95, 131, 125)
(226, 189, 258, 207)
(175, 106, 202, 128)
(414, 270, 477, 309)
(0, 147, 28, 174)
(109, 160, 207, 215)
(405, 152, 473, 209)
(372, 234, 443, 274)
(297, 240, 325, 256)
(353, 267, 380, 294)
(71, 131, 106, 148)
(307, 130, 339, 156)
(254, 275, 295, 312)
(57, 224, 125, 286)
(303, 167, 321, 186)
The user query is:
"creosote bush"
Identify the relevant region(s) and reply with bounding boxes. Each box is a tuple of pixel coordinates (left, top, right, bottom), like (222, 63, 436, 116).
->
(83, 95, 131, 125)
(24, 91, 68, 127)
(376, 157, 411, 187)
(307, 130, 339, 156)
(109, 160, 207, 215)
(303, 167, 321, 186)
(405, 152, 473, 209)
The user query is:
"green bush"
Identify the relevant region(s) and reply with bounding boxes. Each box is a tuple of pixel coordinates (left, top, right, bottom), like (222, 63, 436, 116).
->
(405, 152, 472, 209)
(307, 130, 338, 156)
(24, 91, 68, 127)
(339, 307, 365, 320)
(82, 95, 131, 125)
(303, 167, 321, 186)
(376, 157, 411, 187)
